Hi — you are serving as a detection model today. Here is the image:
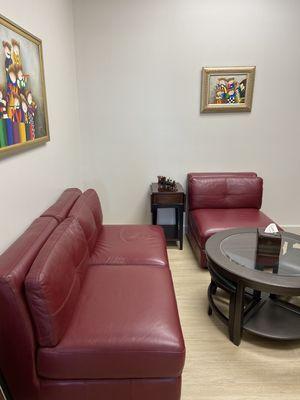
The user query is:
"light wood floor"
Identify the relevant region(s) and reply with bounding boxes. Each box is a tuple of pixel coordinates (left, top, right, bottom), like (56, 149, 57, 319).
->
(168, 238, 300, 400)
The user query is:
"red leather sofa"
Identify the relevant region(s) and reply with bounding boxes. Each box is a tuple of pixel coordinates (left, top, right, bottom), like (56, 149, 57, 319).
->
(0, 188, 185, 400)
(186, 172, 280, 268)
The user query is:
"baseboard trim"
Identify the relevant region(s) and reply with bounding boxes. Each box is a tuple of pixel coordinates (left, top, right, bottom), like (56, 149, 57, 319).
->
(281, 225, 300, 234)
(184, 225, 300, 234)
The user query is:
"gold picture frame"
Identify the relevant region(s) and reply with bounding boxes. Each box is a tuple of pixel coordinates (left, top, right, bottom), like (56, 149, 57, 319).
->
(201, 66, 256, 113)
(0, 14, 49, 155)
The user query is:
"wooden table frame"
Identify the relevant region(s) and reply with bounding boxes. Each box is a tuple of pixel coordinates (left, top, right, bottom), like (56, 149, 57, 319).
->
(206, 228, 300, 346)
(150, 183, 185, 250)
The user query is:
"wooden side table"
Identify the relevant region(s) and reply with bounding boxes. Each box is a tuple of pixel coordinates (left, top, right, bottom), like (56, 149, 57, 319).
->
(150, 182, 185, 250)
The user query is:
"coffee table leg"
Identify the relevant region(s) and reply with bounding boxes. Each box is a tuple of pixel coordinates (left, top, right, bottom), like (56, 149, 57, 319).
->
(207, 280, 217, 315)
(229, 283, 244, 346)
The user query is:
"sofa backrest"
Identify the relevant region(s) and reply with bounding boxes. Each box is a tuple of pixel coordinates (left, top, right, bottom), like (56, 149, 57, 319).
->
(0, 187, 101, 396)
(0, 217, 58, 400)
(25, 218, 89, 347)
(68, 195, 98, 254)
(41, 188, 82, 222)
(187, 172, 263, 210)
(81, 189, 103, 233)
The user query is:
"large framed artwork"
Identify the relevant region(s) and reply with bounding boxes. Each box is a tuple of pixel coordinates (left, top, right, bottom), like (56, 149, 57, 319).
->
(0, 14, 49, 154)
(201, 66, 256, 113)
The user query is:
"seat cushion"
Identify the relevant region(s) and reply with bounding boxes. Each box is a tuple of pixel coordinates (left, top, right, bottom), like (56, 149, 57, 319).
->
(89, 225, 168, 267)
(38, 264, 185, 380)
(190, 208, 277, 247)
(25, 218, 89, 347)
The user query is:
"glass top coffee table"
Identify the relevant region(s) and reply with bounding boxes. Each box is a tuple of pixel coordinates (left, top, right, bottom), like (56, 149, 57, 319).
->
(206, 228, 300, 345)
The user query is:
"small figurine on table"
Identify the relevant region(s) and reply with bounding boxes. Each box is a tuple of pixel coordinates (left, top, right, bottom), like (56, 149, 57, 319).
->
(157, 176, 177, 192)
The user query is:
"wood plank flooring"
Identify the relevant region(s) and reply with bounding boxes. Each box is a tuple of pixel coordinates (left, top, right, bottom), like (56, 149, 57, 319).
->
(168, 238, 300, 400)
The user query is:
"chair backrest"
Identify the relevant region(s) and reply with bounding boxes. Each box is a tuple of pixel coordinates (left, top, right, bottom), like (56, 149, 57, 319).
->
(187, 172, 263, 210)
(0, 217, 58, 400)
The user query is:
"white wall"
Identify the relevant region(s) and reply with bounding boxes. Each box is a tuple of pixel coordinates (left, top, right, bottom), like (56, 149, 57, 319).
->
(1, 0, 298, 252)
(0, 0, 82, 252)
(73, 0, 300, 229)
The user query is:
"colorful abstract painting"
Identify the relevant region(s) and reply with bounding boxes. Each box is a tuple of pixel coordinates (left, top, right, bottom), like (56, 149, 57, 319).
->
(0, 14, 49, 154)
(201, 67, 255, 113)
(210, 75, 247, 105)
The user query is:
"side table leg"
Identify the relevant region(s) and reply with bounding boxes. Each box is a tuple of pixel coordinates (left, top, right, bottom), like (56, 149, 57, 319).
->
(152, 208, 157, 225)
(179, 208, 184, 250)
(229, 283, 244, 346)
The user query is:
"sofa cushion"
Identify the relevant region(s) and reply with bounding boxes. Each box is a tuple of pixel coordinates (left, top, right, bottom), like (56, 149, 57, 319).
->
(37, 264, 185, 379)
(188, 176, 263, 210)
(81, 189, 103, 233)
(190, 208, 277, 247)
(25, 218, 89, 347)
(69, 197, 98, 253)
(89, 225, 168, 267)
(41, 188, 82, 222)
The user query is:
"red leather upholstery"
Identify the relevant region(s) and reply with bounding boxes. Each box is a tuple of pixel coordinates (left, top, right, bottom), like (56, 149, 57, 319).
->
(38, 264, 185, 379)
(25, 218, 89, 347)
(188, 172, 257, 178)
(187, 173, 280, 268)
(188, 175, 262, 210)
(0, 217, 58, 400)
(69, 196, 98, 254)
(40, 377, 181, 400)
(89, 225, 168, 267)
(81, 189, 103, 233)
(41, 188, 82, 222)
(0, 188, 185, 400)
(190, 209, 275, 246)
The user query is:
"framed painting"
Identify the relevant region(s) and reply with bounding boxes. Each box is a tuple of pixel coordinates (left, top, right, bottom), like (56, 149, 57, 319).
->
(0, 14, 49, 154)
(201, 66, 256, 113)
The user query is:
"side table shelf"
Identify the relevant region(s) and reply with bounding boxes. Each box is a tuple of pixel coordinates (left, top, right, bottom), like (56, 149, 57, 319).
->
(150, 182, 185, 250)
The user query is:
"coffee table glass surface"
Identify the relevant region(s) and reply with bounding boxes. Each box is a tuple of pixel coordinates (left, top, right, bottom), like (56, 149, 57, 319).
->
(220, 231, 300, 276)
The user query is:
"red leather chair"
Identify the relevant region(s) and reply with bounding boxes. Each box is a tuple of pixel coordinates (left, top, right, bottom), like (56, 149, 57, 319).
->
(0, 189, 185, 400)
(186, 172, 280, 268)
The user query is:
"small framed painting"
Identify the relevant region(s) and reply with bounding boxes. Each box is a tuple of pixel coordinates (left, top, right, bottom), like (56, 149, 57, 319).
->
(201, 66, 256, 113)
(0, 14, 49, 155)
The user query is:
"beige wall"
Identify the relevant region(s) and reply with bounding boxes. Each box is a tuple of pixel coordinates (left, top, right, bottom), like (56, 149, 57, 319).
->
(1, 0, 300, 254)
(73, 0, 300, 229)
(0, 0, 82, 252)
